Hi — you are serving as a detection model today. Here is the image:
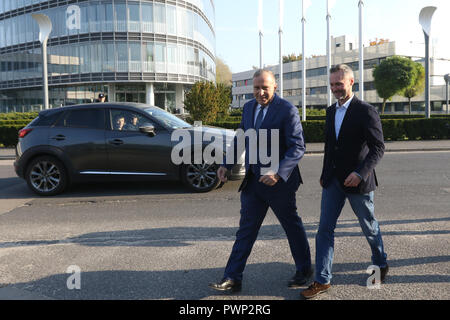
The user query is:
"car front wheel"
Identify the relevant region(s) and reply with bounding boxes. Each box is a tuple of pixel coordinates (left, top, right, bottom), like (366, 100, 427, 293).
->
(25, 156, 68, 196)
(181, 163, 220, 192)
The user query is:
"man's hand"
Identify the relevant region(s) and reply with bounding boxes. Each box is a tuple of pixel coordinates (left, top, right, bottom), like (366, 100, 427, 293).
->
(217, 166, 228, 183)
(344, 172, 362, 187)
(259, 173, 280, 186)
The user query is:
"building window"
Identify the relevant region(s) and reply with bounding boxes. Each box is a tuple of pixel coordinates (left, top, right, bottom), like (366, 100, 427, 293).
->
(167, 5, 177, 35)
(102, 43, 115, 72)
(143, 43, 154, 72)
(154, 42, 166, 73)
(154, 3, 166, 34)
(114, 3, 127, 32)
(309, 86, 327, 95)
(128, 3, 140, 32)
(116, 42, 128, 72)
(129, 42, 141, 72)
(141, 2, 153, 32)
(306, 67, 327, 78)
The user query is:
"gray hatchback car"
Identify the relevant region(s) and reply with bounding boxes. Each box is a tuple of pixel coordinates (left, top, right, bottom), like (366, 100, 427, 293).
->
(14, 103, 245, 196)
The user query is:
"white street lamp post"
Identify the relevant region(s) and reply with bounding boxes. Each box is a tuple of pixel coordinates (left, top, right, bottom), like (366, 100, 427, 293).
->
(32, 14, 52, 110)
(326, 0, 332, 107)
(445, 74, 449, 114)
(258, 0, 263, 69)
(419, 6, 437, 119)
(358, 0, 364, 101)
(301, 0, 307, 121)
(279, 0, 284, 98)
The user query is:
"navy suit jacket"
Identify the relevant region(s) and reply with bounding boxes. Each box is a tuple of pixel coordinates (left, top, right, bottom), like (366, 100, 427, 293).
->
(225, 94, 305, 191)
(320, 96, 385, 194)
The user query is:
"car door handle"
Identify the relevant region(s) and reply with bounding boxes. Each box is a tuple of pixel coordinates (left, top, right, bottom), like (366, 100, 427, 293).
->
(51, 134, 66, 141)
(109, 139, 124, 145)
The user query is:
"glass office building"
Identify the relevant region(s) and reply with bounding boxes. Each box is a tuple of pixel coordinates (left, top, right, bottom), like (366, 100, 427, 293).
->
(0, 0, 216, 113)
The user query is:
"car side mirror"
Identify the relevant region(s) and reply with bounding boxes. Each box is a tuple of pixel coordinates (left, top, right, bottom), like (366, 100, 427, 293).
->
(139, 125, 156, 137)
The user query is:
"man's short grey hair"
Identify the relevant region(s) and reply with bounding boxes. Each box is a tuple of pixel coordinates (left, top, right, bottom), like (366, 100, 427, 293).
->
(330, 64, 354, 78)
(253, 69, 276, 81)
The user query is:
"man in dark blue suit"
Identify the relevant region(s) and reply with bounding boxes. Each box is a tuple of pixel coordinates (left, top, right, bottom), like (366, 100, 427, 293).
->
(209, 69, 312, 293)
(301, 64, 388, 299)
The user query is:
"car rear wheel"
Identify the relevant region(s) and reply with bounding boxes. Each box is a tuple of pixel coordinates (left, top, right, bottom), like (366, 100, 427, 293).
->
(25, 156, 68, 196)
(181, 162, 220, 192)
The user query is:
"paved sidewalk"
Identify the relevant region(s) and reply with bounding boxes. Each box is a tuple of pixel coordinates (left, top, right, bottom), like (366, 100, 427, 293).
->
(305, 139, 450, 154)
(2, 140, 450, 160)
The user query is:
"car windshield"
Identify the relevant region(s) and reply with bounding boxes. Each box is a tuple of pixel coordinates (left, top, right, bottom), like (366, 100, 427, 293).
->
(143, 107, 192, 129)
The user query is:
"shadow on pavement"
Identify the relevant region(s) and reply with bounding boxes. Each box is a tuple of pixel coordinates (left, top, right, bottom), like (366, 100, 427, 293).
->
(9, 262, 301, 300)
(0, 179, 236, 200)
(7, 255, 450, 300)
(1, 215, 449, 249)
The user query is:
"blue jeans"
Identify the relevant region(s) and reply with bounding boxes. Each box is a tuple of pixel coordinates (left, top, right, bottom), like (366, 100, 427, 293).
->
(315, 177, 387, 285)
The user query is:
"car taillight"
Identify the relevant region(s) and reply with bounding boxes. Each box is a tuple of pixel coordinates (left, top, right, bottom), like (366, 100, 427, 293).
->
(18, 128, 33, 138)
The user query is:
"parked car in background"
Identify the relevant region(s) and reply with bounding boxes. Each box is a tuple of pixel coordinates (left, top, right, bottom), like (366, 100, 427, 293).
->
(14, 103, 245, 196)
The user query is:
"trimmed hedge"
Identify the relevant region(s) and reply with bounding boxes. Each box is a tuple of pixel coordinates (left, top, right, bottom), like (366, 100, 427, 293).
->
(0, 125, 26, 147)
(208, 118, 450, 143)
(0, 120, 33, 126)
(0, 112, 38, 120)
(0, 112, 36, 147)
(220, 113, 450, 123)
(1, 113, 449, 147)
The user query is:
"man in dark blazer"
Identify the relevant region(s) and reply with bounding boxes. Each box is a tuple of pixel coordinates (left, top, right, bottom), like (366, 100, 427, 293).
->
(209, 69, 312, 293)
(301, 64, 388, 299)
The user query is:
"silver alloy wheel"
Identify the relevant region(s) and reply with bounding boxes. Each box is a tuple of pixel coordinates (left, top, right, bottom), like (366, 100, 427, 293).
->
(185, 163, 218, 190)
(29, 160, 61, 193)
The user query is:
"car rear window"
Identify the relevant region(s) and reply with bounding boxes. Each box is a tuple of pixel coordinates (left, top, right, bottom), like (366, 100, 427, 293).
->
(56, 109, 105, 129)
(30, 111, 63, 127)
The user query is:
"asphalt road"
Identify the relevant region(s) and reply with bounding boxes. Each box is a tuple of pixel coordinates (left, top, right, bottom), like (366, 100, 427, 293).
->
(0, 151, 449, 300)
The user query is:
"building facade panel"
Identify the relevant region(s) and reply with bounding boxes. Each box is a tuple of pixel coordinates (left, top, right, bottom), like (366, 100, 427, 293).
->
(0, 0, 216, 113)
(232, 36, 450, 114)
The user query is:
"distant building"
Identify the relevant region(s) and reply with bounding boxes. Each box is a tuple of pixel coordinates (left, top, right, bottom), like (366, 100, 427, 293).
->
(232, 35, 450, 113)
(0, 0, 216, 113)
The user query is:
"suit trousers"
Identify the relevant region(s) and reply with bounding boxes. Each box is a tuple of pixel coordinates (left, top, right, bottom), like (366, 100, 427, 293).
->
(223, 172, 311, 282)
(315, 177, 387, 285)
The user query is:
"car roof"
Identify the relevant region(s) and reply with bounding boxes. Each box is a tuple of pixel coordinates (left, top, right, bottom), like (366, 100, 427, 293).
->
(38, 102, 160, 116)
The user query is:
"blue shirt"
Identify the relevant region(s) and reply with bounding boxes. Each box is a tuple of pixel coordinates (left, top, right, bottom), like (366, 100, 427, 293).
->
(335, 95, 354, 139)
(334, 95, 362, 180)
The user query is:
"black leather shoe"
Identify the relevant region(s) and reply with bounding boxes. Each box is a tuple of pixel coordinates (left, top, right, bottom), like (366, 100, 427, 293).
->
(288, 268, 314, 288)
(380, 264, 389, 282)
(208, 279, 242, 293)
(371, 264, 389, 284)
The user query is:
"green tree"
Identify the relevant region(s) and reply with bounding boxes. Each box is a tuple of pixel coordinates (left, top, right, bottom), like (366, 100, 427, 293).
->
(216, 83, 232, 119)
(372, 56, 416, 114)
(184, 81, 231, 123)
(283, 53, 303, 63)
(215, 57, 232, 86)
(402, 62, 425, 114)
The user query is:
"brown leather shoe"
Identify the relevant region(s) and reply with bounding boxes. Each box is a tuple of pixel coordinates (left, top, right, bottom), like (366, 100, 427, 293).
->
(300, 281, 331, 299)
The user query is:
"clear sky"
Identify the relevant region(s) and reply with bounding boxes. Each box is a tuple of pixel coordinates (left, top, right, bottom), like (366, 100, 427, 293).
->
(214, 0, 450, 73)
